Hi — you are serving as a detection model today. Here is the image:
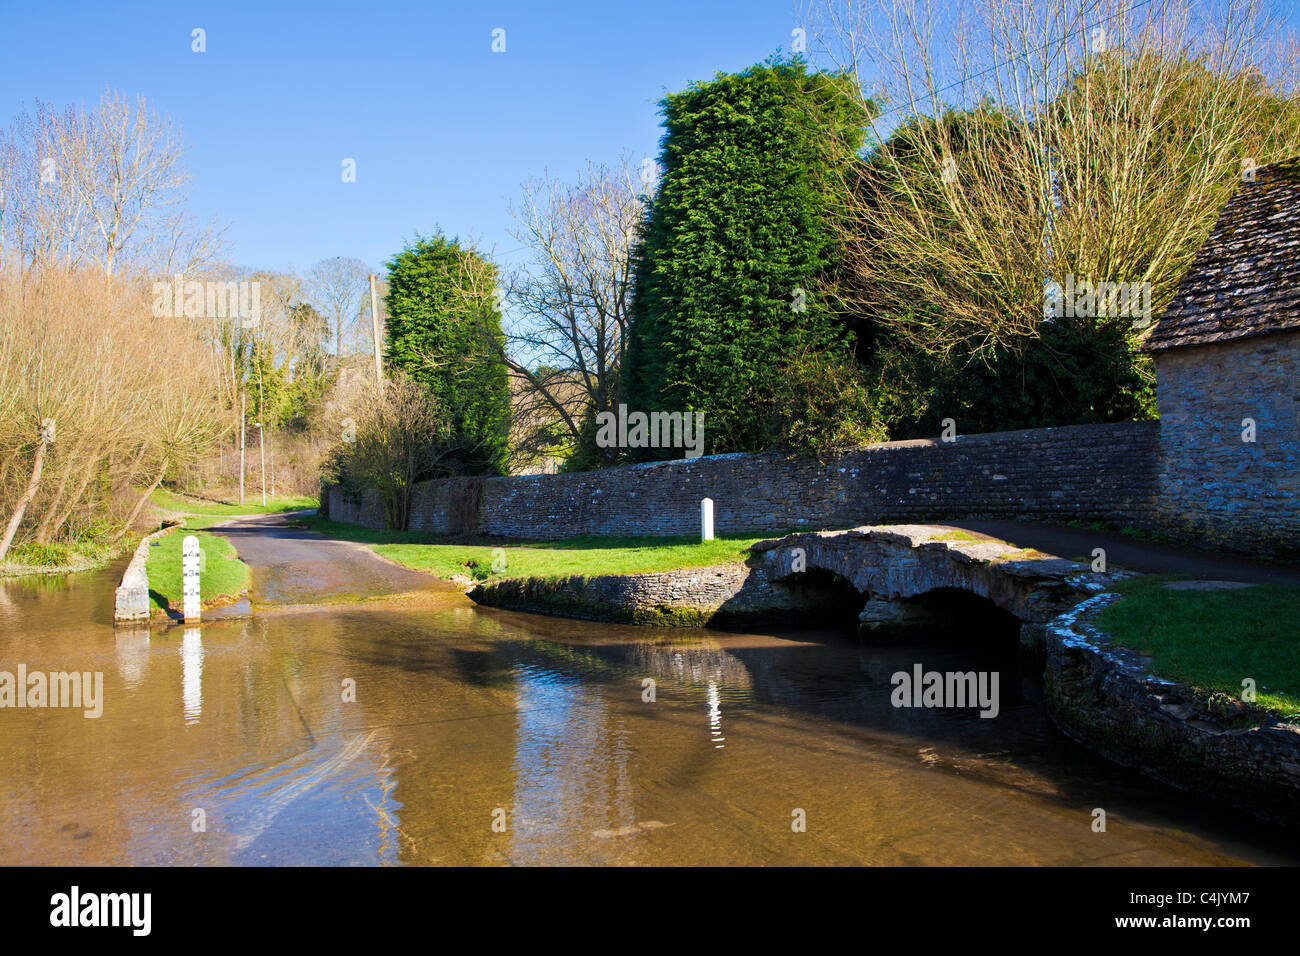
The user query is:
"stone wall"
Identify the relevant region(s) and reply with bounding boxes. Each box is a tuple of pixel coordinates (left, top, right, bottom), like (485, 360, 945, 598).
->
(468, 563, 861, 628)
(1153, 330, 1300, 559)
(1045, 592, 1300, 827)
(114, 524, 181, 624)
(327, 420, 1164, 539)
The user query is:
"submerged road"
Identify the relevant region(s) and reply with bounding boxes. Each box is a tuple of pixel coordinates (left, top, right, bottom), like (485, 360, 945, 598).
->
(207, 511, 446, 608)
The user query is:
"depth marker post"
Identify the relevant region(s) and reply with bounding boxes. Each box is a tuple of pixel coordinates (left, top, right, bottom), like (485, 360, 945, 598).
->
(182, 535, 202, 623)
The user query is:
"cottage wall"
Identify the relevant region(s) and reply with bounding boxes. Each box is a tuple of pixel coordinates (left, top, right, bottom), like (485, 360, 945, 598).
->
(1153, 329, 1300, 558)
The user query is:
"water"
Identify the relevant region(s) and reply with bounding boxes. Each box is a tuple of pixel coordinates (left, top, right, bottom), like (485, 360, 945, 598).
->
(2, 561, 1296, 866)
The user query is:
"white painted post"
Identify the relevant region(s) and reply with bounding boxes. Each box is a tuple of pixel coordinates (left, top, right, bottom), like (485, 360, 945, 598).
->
(700, 498, 714, 542)
(182, 535, 202, 623)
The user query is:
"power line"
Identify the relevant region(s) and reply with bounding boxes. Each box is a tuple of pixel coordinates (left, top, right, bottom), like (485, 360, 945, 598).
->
(867, 0, 1159, 125)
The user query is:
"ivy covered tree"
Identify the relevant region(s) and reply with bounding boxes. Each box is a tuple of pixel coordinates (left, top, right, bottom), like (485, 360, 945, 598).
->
(622, 58, 872, 456)
(383, 232, 511, 475)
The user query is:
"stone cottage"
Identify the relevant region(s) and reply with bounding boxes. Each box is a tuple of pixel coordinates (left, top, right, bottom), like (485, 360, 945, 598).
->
(1142, 158, 1300, 558)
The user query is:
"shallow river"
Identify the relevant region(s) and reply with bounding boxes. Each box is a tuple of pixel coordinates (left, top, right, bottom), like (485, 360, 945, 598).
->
(2, 561, 1297, 866)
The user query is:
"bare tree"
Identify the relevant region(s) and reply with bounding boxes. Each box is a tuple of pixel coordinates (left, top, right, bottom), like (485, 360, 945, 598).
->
(0, 90, 224, 276)
(0, 264, 226, 560)
(490, 161, 642, 465)
(322, 370, 457, 530)
(805, 0, 1300, 356)
(307, 256, 373, 366)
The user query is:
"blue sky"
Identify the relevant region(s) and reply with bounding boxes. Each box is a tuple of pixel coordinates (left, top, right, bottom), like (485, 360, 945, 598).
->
(0, 0, 806, 275)
(5, 0, 1298, 279)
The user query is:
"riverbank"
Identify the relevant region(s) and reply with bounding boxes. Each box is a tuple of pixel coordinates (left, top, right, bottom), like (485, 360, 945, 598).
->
(1094, 576, 1300, 715)
(0, 537, 133, 578)
(1046, 589, 1300, 827)
(0, 489, 316, 581)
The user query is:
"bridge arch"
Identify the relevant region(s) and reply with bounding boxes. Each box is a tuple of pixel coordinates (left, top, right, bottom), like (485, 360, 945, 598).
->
(751, 525, 1111, 642)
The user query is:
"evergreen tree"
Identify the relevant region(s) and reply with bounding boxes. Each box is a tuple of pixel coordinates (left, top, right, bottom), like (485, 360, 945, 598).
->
(623, 58, 870, 456)
(384, 232, 510, 475)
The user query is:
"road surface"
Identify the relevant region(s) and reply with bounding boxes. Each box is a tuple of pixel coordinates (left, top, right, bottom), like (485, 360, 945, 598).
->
(207, 511, 445, 608)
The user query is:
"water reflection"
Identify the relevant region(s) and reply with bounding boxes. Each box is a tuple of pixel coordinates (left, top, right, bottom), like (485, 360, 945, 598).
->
(508, 664, 636, 863)
(707, 681, 725, 749)
(114, 627, 150, 690)
(182, 628, 203, 724)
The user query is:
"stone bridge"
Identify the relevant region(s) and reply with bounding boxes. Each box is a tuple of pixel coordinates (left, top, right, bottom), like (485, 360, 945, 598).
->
(750, 525, 1126, 644)
(470, 524, 1129, 644)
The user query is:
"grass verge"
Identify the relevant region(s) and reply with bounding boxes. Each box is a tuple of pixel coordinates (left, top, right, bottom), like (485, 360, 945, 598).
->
(150, 487, 317, 516)
(145, 528, 250, 613)
(302, 516, 768, 582)
(1094, 576, 1300, 716)
(1, 536, 129, 577)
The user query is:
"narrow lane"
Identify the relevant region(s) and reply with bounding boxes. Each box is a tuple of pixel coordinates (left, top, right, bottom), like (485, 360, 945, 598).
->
(207, 512, 450, 607)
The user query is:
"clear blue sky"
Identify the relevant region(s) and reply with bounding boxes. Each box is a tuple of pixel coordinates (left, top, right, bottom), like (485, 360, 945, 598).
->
(4, 0, 1297, 278)
(0, 0, 806, 275)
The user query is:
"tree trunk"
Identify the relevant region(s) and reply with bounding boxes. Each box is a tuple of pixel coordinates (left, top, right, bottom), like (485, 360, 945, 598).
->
(0, 437, 51, 562)
(111, 459, 168, 546)
(44, 452, 101, 543)
(35, 440, 83, 543)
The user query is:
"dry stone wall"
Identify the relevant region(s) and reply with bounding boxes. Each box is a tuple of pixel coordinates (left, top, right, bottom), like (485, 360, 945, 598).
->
(327, 421, 1166, 539)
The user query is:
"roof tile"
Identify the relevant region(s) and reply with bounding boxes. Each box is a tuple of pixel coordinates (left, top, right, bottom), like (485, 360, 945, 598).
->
(1142, 158, 1300, 352)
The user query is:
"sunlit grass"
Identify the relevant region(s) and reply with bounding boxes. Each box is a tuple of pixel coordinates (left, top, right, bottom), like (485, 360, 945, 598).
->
(303, 516, 768, 582)
(150, 487, 317, 516)
(1095, 576, 1300, 717)
(145, 529, 250, 613)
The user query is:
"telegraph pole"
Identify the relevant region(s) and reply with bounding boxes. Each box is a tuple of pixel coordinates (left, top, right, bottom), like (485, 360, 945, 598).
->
(256, 422, 267, 507)
(239, 391, 246, 506)
(369, 274, 384, 382)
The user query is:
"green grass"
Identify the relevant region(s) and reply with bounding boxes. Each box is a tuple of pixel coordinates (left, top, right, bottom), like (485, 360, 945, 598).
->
(150, 487, 317, 516)
(145, 529, 250, 613)
(170, 514, 238, 531)
(1095, 576, 1300, 716)
(1, 533, 130, 577)
(302, 516, 768, 583)
(929, 529, 984, 544)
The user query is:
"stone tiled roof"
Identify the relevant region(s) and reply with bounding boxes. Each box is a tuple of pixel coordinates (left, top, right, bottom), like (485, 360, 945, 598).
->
(1142, 158, 1300, 352)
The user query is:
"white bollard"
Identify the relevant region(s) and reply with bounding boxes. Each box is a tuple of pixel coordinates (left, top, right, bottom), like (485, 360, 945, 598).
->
(182, 535, 202, 623)
(700, 498, 714, 542)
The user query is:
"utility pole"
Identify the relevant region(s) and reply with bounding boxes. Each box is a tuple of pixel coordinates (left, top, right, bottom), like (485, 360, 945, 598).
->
(256, 422, 267, 507)
(239, 391, 246, 506)
(369, 274, 384, 383)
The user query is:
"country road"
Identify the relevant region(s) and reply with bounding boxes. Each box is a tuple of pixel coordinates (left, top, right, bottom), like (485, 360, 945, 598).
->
(207, 511, 447, 608)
